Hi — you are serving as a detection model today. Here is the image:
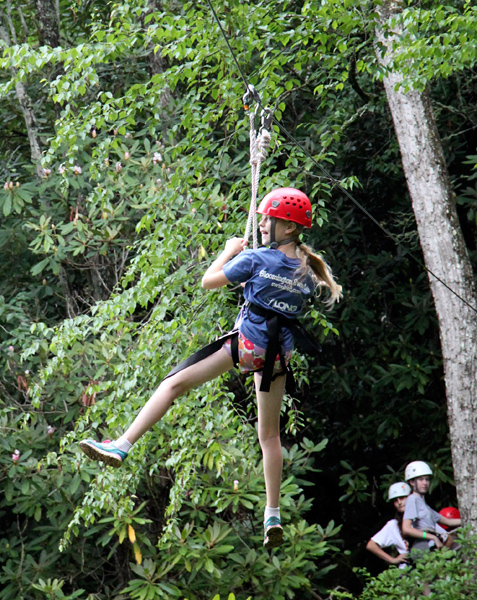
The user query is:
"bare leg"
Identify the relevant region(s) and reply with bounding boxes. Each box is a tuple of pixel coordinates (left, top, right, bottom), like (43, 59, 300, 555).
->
(123, 348, 234, 444)
(254, 372, 286, 509)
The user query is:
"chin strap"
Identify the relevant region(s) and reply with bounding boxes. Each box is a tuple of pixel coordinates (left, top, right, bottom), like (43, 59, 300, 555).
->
(268, 217, 299, 249)
(269, 238, 298, 249)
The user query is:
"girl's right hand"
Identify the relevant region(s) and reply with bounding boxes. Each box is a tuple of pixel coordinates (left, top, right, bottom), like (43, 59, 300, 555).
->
(392, 554, 408, 564)
(224, 237, 247, 257)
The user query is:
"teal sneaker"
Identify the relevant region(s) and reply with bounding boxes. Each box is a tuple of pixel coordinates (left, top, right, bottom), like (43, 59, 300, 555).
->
(263, 516, 284, 549)
(79, 439, 127, 468)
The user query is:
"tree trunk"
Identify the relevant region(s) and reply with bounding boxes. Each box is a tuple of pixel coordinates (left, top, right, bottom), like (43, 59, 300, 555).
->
(143, 0, 172, 109)
(14, 80, 44, 171)
(0, 20, 44, 178)
(35, 0, 60, 47)
(58, 264, 79, 318)
(375, 0, 477, 531)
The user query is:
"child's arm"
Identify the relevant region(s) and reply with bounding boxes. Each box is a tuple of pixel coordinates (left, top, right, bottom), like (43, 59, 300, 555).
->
(366, 539, 408, 565)
(201, 237, 247, 289)
(402, 519, 443, 548)
(438, 516, 461, 529)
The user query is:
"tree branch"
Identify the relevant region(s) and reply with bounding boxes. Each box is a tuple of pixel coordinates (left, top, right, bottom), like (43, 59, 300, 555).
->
(17, 5, 30, 41)
(143, 0, 172, 109)
(1, 5, 44, 178)
(349, 53, 370, 102)
(35, 0, 60, 47)
(0, 20, 10, 46)
(6, 0, 17, 44)
(59, 264, 80, 318)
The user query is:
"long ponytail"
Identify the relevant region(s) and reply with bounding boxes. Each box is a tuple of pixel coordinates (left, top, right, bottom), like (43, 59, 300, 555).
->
(395, 510, 405, 538)
(295, 242, 342, 306)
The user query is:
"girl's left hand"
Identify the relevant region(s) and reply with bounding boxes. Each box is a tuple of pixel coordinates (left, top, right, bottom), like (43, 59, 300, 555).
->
(224, 237, 248, 257)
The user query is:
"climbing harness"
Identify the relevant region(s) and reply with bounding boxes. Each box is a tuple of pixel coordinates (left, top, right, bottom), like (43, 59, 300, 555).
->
(244, 301, 321, 392)
(164, 302, 321, 394)
(242, 85, 272, 250)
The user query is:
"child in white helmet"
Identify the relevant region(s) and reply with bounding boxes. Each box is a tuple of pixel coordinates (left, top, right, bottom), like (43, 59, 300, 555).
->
(79, 188, 342, 549)
(402, 460, 461, 552)
(366, 481, 449, 568)
(366, 482, 411, 568)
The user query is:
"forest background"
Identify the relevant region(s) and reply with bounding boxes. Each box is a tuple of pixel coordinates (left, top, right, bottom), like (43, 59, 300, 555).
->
(1, 0, 477, 599)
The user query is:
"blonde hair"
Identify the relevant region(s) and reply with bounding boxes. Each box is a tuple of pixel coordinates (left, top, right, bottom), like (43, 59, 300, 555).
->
(295, 242, 342, 306)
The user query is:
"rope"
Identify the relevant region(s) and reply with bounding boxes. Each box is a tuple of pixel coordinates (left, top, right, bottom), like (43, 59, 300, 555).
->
(243, 105, 271, 249)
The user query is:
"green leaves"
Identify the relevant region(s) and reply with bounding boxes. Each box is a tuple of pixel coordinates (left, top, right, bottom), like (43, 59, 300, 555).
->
(339, 462, 370, 504)
(378, 3, 477, 91)
(0, 182, 33, 216)
(357, 530, 477, 600)
(2, 0, 476, 598)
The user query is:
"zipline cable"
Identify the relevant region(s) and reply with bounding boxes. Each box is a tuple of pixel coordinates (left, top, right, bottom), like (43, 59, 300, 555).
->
(205, 0, 477, 316)
(205, 0, 249, 91)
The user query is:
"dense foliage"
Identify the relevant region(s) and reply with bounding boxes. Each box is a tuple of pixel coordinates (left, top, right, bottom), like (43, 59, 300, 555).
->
(343, 529, 477, 600)
(1, 0, 477, 598)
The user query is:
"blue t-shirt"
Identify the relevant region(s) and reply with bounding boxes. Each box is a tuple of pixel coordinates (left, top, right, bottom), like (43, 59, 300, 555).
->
(222, 247, 315, 349)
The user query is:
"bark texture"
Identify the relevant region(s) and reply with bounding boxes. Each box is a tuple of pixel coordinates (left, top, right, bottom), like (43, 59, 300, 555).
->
(144, 0, 172, 109)
(376, 0, 477, 530)
(0, 21, 44, 178)
(35, 0, 60, 47)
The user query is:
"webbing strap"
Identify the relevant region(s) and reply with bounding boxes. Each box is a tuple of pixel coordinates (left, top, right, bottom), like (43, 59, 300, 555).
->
(230, 331, 239, 366)
(163, 301, 319, 398)
(260, 313, 283, 392)
(164, 330, 239, 380)
(246, 302, 322, 393)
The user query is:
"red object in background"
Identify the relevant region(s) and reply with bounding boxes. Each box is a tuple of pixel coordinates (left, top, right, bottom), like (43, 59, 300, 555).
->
(438, 506, 461, 529)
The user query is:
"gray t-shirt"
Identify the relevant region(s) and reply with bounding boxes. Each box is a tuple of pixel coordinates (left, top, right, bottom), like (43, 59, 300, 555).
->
(403, 494, 441, 532)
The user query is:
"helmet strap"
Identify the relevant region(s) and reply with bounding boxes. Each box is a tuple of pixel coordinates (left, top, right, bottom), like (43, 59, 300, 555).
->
(269, 217, 278, 248)
(270, 237, 299, 249)
(268, 217, 299, 249)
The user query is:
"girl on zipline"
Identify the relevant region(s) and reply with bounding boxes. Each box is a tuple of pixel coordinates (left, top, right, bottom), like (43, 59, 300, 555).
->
(80, 187, 342, 548)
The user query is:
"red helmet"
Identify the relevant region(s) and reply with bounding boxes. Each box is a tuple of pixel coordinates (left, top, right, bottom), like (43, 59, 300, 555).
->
(257, 187, 312, 228)
(438, 506, 460, 529)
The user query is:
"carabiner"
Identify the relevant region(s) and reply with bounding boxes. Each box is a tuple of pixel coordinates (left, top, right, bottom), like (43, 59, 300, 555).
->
(260, 108, 273, 132)
(243, 84, 261, 111)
